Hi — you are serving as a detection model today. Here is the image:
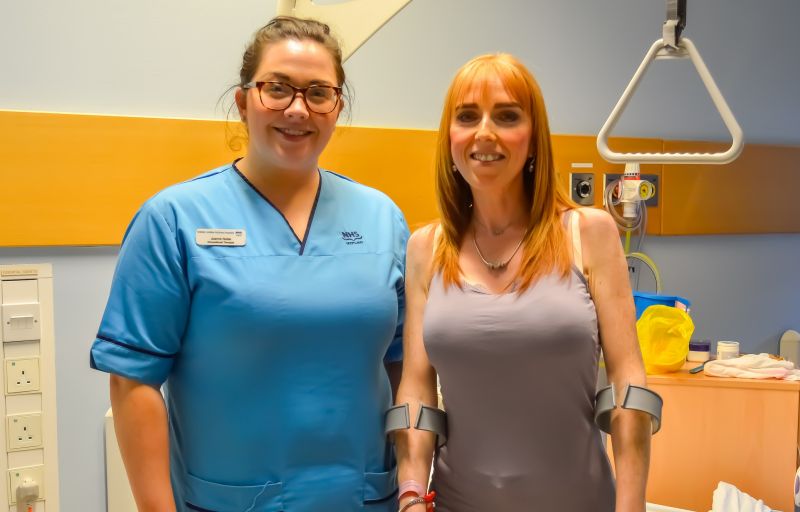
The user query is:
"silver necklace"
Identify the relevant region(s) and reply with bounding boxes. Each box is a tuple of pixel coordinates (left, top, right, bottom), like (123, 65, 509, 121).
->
(474, 216, 525, 236)
(472, 229, 527, 271)
(480, 222, 513, 236)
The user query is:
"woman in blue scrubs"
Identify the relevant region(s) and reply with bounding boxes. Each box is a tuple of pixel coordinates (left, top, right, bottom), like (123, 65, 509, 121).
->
(90, 17, 408, 512)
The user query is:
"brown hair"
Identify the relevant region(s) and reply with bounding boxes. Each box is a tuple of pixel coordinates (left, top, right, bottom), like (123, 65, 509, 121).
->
(238, 16, 346, 88)
(434, 53, 575, 291)
(225, 16, 351, 147)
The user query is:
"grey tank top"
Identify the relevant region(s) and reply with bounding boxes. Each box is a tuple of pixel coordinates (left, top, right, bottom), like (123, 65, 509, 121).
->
(423, 224, 615, 511)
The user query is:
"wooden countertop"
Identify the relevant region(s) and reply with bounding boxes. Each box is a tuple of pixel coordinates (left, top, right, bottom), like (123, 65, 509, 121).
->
(647, 364, 800, 391)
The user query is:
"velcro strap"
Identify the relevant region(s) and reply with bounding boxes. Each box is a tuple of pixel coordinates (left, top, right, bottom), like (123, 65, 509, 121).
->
(385, 404, 410, 437)
(594, 384, 663, 435)
(415, 405, 448, 448)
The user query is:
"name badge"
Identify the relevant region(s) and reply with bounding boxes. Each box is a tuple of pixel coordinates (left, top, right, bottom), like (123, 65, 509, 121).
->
(195, 229, 247, 247)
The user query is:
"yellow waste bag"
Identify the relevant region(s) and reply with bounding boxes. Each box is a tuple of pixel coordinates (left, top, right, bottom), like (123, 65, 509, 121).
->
(636, 305, 695, 374)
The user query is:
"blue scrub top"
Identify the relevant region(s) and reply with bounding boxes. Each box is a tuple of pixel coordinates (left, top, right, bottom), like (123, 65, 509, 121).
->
(91, 163, 409, 512)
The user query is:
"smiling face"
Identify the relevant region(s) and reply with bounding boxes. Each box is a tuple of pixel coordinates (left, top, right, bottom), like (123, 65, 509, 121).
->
(449, 78, 533, 193)
(236, 38, 342, 174)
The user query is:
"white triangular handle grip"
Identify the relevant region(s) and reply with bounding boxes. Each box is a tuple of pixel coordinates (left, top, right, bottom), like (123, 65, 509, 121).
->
(597, 38, 744, 164)
(277, 0, 413, 62)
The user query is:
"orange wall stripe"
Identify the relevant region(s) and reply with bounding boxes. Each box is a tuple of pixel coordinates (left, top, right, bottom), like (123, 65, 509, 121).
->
(661, 140, 800, 235)
(1, 111, 243, 246)
(2, 111, 798, 246)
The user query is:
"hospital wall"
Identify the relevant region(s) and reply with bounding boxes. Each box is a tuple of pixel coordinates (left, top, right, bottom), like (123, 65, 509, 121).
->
(1, 1, 799, 511)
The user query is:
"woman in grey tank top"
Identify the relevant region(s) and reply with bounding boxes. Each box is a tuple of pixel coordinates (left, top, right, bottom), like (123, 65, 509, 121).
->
(394, 54, 654, 512)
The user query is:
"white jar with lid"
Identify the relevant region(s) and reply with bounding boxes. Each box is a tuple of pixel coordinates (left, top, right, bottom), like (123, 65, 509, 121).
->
(687, 339, 711, 362)
(716, 340, 740, 360)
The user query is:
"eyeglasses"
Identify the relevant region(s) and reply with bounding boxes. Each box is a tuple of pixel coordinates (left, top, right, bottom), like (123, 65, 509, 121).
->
(242, 81, 342, 114)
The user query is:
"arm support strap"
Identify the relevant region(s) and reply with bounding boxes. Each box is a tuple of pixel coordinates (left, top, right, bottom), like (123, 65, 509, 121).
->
(385, 403, 448, 448)
(594, 383, 663, 435)
(385, 403, 411, 435)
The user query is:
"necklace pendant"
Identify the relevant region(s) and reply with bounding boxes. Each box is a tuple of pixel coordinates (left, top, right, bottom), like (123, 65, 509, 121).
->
(472, 227, 527, 273)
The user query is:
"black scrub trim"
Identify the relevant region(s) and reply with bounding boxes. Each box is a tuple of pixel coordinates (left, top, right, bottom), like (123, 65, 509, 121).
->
(186, 503, 215, 512)
(95, 334, 177, 358)
(231, 161, 321, 256)
(298, 176, 321, 256)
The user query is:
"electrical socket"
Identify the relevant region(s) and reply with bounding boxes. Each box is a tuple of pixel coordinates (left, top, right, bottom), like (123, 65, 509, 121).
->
(7, 465, 44, 505)
(7, 413, 43, 451)
(5, 358, 41, 395)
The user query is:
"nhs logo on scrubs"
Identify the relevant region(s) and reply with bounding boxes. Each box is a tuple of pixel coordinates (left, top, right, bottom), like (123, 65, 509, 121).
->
(341, 231, 363, 245)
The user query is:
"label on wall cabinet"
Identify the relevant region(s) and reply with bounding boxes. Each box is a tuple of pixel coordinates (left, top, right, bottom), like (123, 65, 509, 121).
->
(0, 269, 38, 279)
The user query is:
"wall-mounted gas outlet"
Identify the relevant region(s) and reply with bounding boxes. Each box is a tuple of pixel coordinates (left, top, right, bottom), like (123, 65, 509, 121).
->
(570, 172, 595, 206)
(8, 465, 45, 505)
(603, 173, 659, 207)
(7, 413, 43, 451)
(5, 358, 41, 395)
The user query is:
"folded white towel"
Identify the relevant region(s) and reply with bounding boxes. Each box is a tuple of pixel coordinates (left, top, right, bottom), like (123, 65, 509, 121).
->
(704, 353, 800, 381)
(711, 481, 775, 511)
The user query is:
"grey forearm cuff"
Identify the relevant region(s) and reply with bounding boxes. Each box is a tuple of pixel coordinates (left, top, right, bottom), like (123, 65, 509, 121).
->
(594, 383, 663, 435)
(385, 403, 448, 448)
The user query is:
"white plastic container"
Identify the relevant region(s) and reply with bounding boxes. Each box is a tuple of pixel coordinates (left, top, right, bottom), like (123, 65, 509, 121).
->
(780, 330, 800, 368)
(716, 340, 740, 360)
(687, 339, 711, 362)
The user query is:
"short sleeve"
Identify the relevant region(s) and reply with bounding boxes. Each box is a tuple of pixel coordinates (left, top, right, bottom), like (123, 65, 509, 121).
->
(384, 207, 410, 364)
(89, 201, 190, 386)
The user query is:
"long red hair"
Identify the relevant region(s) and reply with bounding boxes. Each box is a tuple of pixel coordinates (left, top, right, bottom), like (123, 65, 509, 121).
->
(434, 53, 575, 291)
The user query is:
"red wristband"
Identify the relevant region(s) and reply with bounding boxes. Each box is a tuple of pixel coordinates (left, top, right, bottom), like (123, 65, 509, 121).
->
(399, 491, 436, 512)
